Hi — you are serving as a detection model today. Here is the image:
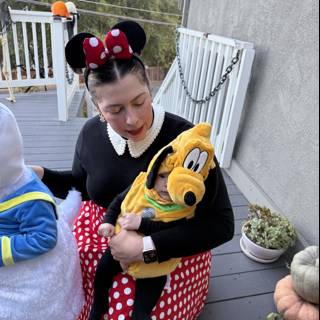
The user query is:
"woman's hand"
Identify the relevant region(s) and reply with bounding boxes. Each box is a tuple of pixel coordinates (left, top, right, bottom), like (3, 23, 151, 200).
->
(109, 229, 143, 265)
(29, 165, 44, 179)
(118, 213, 142, 231)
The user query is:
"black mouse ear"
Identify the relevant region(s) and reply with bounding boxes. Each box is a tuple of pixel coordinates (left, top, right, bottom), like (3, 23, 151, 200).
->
(111, 21, 146, 55)
(65, 32, 95, 69)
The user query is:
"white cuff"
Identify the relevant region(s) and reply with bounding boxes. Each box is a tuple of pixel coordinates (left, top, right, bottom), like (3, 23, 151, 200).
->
(143, 236, 156, 252)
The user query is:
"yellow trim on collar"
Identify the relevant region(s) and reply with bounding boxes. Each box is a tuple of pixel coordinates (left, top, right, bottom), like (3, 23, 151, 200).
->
(0, 192, 56, 212)
(1, 236, 14, 266)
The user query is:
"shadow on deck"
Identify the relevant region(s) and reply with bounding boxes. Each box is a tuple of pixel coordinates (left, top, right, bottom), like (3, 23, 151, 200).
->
(0, 90, 289, 320)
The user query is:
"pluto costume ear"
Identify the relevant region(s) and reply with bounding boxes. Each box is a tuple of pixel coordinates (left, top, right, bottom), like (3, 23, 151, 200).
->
(146, 146, 173, 189)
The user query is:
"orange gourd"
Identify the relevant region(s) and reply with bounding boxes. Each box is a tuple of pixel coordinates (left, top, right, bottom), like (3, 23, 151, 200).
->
(274, 275, 319, 320)
(51, 1, 71, 18)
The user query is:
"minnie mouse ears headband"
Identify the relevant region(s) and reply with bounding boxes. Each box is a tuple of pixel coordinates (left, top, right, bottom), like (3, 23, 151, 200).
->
(65, 20, 147, 70)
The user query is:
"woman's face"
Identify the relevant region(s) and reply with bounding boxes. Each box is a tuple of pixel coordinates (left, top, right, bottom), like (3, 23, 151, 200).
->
(94, 73, 153, 141)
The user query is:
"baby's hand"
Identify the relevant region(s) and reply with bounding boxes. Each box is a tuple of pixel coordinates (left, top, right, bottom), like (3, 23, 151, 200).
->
(98, 223, 115, 238)
(118, 213, 142, 231)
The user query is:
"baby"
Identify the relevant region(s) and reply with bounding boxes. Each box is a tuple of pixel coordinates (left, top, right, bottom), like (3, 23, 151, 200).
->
(0, 103, 84, 320)
(99, 171, 172, 238)
(89, 123, 215, 320)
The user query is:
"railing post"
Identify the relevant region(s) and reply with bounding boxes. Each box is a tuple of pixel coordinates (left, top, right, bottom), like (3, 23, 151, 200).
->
(65, 15, 80, 109)
(51, 17, 68, 121)
(0, 32, 16, 102)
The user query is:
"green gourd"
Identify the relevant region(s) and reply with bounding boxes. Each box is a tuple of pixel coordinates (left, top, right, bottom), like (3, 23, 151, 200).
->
(291, 246, 319, 305)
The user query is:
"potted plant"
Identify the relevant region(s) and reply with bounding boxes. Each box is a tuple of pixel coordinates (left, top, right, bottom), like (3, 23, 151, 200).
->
(240, 204, 297, 263)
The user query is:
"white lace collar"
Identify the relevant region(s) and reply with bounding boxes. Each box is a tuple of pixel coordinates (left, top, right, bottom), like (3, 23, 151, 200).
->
(107, 103, 165, 158)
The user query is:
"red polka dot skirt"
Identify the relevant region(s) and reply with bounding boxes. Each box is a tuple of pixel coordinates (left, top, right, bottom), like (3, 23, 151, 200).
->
(74, 201, 212, 320)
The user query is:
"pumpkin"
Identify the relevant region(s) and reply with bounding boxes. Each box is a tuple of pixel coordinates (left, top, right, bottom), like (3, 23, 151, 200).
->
(274, 275, 319, 320)
(291, 246, 319, 304)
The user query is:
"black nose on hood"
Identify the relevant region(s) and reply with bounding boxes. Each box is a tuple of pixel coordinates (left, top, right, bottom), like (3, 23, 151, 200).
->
(184, 191, 196, 206)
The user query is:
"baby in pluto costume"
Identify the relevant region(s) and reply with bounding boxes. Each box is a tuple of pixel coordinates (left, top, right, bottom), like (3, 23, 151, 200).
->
(90, 123, 215, 320)
(0, 103, 84, 320)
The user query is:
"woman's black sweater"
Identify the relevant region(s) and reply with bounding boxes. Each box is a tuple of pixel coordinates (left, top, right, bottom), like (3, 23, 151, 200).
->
(43, 112, 234, 262)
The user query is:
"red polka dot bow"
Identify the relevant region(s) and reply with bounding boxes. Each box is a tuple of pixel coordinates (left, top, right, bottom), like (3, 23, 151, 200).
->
(83, 29, 133, 69)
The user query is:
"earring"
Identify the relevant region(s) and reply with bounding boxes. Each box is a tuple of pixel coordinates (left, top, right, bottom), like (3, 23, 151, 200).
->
(99, 113, 106, 123)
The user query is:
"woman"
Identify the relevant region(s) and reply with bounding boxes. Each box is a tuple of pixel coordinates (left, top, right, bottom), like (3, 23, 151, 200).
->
(33, 21, 234, 320)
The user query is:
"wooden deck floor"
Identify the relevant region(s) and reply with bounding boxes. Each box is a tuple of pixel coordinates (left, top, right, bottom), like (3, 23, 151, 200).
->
(0, 89, 87, 170)
(199, 175, 289, 320)
(0, 90, 289, 320)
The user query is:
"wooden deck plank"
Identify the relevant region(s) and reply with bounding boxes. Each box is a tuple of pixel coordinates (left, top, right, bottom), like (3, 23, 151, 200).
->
(211, 253, 288, 277)
(21, 146, 75, 154)
(233, 206, 250, 220)
(206, 267, 288, 303)
(1, 90, 86, 171)
(199, 293, 276, 320)
(25, 159, 73, 166)
(22, 135, 79, 142)
(13, 118, 86, 124)
(23, 140, 77, 148)
(214, 235, 242, 255)
(229, 194, 249, 207)
(223, 176, 235, 186)
(199, 171, 289, 319)
(226, 184, 243, 196)
(235, 219, 245, 235)
(24, 153, 73, 161)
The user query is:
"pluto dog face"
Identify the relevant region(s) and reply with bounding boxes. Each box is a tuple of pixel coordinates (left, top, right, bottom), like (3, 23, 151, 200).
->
(146, 123, 215, 207)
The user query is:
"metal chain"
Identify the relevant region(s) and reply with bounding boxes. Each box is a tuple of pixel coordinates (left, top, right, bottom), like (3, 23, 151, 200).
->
(176, 29, 241, 105)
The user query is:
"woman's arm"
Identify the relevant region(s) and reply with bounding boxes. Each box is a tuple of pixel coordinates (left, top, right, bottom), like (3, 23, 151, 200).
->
(138, 217, 188, 235)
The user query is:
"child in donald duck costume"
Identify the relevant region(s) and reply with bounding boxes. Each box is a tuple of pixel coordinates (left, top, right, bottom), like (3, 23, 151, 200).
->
(0, 103, 84, 320)
(90, 123, 215, 320)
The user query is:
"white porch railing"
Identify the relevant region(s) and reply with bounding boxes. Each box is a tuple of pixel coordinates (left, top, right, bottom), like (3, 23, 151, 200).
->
(154, 27, 255, 168)
(0, 9, 79, 121)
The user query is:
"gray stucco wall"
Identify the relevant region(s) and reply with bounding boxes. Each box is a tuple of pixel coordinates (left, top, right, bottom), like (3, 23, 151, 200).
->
(186, 0, 319, 246)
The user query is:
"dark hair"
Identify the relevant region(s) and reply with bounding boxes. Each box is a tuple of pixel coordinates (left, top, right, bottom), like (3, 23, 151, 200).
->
(85, 55, 150, 97)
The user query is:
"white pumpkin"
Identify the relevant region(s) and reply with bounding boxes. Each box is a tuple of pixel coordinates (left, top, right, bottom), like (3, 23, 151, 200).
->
(291, 246, 319, 305)
(65, 2, 77, 14)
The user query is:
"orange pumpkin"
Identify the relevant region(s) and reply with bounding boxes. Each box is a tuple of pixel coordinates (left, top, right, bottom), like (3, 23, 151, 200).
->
(274, 275, 319, 320)
(51, 1, 71, 18)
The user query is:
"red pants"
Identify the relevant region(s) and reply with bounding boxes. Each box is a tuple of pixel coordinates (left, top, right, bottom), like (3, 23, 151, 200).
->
(74, 201, 212, 320)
